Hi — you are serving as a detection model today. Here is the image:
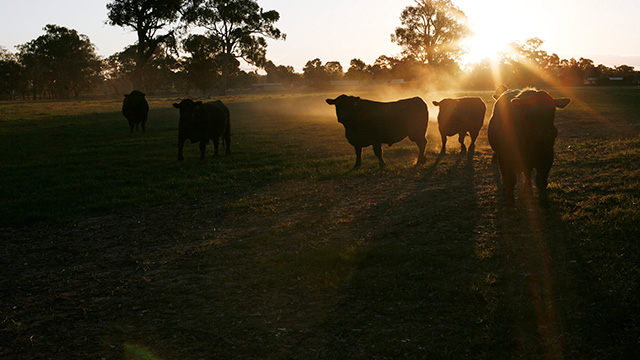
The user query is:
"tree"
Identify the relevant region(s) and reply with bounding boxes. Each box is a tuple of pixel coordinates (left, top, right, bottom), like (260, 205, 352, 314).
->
(506, 38, 548, 67)
(264, 60, 300, 86)
(17, 25, 101, 98)
(370, 55, 398, 79)
(500, 38, 550, 86)
(345, 58, 370, 80)
(302, 59, 345, 88)
(391, 0, 470, 68)
(0, 48, 24, 100)
(143, 43, 182, 93)
(106, 0, 184, 91)
(181, 34, 223, 94)
(303, 58, 328, 87)
(324, 61, 344, 80)
(184, 0, 285, 94)
(578, 57, 597, 79)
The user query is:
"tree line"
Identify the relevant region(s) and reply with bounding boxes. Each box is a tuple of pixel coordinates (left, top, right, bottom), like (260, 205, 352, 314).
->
(1, 0, 638, 100)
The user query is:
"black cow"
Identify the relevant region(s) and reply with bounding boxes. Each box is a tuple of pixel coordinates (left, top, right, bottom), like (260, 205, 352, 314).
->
(432, 97, 486, 153)
(326, 95, 428, 169)
(122, 90, 149, 133)
(172, 99, 231, 161)
(488, 89, 570, 206)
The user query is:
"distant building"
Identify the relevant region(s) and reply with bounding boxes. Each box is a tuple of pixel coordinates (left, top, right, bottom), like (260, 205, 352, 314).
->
(585, 77, 627, 85)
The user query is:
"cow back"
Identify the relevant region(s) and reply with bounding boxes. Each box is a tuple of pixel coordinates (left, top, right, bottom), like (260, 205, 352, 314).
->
(347, 97, 428, 146)
(202, 102, 229, 137)
(438, 97, 485, 136)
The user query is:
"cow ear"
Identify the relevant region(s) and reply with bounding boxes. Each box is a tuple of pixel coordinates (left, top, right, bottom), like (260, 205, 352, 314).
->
(195, 101, 203, 106)
(555, 98, 570, 109)
(510, 98, 524, 107)
(326, 99, 335, 105)
(173, 103, 180, 108)
(492, 94, 500, 100)
(432, 101, 440, 106)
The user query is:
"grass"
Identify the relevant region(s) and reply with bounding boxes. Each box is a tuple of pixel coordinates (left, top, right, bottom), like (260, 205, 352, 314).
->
(1, 86, 639, 359)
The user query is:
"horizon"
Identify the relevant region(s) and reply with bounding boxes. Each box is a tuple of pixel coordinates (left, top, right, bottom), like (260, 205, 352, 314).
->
(1, 0, 639, 72)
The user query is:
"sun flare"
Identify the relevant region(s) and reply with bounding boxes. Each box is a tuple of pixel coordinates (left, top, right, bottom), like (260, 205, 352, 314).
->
(462, 33, 510, 65)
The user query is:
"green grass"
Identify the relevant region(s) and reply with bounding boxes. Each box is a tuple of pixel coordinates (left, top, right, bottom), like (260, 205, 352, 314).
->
(1, 86, 639, 359)
(0, 89, 502, 226)
(0, 95, 347, 224)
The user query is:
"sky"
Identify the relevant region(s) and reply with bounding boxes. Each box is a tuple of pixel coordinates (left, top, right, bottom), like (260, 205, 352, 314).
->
(1, 0, 639, 72)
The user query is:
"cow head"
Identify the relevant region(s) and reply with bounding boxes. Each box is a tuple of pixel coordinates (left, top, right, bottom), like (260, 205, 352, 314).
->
(432, 98, 460, 124)
(173, 99, 204, 125)
(326, 95, 361, 124)
(511, 90, 570, 128)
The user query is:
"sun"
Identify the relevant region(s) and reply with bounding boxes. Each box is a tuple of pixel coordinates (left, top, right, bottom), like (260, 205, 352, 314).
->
(461, 33, 510, 65)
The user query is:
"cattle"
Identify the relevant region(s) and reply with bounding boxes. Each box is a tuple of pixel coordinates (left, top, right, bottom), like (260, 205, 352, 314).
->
(488, 88, 570, 206)
(326, 95, 428, 169)
(432, 97, 486, 154)
(172, 99, 231, 161)
(122, 90, 149, 133)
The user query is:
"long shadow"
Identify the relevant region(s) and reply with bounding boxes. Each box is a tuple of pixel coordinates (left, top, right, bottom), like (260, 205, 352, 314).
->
(284, 152, 488, 358)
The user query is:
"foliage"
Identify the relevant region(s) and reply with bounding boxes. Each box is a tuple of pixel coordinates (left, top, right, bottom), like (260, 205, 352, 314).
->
(324, 61, 343, 80)
(263, 60, 301, 86)
(183, 0, 285, 94)
(106, 0, 184, 90)
(345, 58, 370, 80)
(15, 25, 102, 99)
(102, 43, 181, 95)
(181, 34, 224, 94)
(462, 38, 640, 88)
(0, 48, 24, 100)
(302, 58, 329, 86)
(302, 58, 348, 87)
(391, 0, 470, 69)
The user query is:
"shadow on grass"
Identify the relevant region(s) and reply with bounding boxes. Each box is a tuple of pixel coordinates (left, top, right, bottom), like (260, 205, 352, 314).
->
(285, 153, 491, 358)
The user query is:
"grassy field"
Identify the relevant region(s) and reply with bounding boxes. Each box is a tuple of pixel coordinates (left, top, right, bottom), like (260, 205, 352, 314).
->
(1, 86, 639, 359)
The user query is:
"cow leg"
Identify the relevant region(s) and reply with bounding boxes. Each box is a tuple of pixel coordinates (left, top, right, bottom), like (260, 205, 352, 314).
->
(458, 133, 467, 153)
(373, 143, 385, 168)
(178, 137, 186, 161)
(352, 146, 362, 169)
(129, 121, 134, 133)
(213, 137, 220, 156)
(199, 141, 207, 160)
(499, 158, 516, 206)
(141, 120, 146, 133)
(440, 134, 447, 154)
(415, 137, 427, 165)
(469, 130, 479, 153)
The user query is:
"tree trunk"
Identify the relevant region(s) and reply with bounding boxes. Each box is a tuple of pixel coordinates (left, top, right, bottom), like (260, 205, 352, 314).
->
(133, 61, 144, 91)
(220, 53, 229, 95)
(134, 30, 146, 91)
